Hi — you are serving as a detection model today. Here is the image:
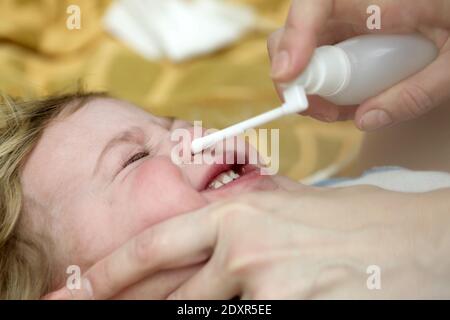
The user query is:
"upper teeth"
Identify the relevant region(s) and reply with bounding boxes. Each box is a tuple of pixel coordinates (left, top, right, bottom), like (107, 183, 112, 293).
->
(207, 169, 240, 190)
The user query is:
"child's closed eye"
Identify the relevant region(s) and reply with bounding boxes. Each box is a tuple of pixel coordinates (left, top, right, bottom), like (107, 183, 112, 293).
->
(123, 151, 149, 168)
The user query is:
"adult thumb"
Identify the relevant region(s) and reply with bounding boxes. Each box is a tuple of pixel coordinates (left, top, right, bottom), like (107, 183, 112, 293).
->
(270, 0, 333, 82)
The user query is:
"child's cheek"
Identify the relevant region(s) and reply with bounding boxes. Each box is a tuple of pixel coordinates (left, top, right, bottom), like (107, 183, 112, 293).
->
(129, 156, 207, 228)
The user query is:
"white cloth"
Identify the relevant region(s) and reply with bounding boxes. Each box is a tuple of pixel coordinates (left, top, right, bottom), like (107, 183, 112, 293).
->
(103, 0, 256, 62)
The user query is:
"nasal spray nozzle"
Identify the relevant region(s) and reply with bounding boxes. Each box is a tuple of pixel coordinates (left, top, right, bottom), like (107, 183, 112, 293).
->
(191, 85, 308, 154)
(190, 39, 354, 154)
(191, 34, 438, 154)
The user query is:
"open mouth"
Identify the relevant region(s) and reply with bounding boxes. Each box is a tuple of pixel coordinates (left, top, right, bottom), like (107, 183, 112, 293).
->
(196, 139, 263, 192)
(201, 164, 259, 192)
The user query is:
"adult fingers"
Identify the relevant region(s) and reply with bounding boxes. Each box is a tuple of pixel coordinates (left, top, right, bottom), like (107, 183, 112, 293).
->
(270, 0, 334, 82)
(167, 259, 240, 300)
(355, 47, 450, 131)
(271, 175, 308, 191)
(267, 28, 283, 61)
(268, 21, 360, 122)
(112, 264, 202, 300)
(44, 206, 219, 300)
(302, 96, 357, 122)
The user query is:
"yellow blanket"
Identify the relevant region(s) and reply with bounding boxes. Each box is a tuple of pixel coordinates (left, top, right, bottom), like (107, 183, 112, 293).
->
(0, 0, 361, 180)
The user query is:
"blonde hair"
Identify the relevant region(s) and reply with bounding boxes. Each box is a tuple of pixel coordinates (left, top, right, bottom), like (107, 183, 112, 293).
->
(0, 92, 103, 299)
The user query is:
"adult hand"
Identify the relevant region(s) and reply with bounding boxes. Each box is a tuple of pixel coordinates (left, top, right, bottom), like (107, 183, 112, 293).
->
(268, 0, 450, 131)
(42, 176, 303, 300)
(43, 179, 450, 299)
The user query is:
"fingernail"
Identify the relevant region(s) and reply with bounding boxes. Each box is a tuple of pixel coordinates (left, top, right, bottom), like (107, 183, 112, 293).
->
(359, 109, 393, 131)
(271, 50, 290, 78)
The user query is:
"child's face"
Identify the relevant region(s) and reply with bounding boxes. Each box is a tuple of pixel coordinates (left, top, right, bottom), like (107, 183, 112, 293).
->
(21, 98, 283, 288)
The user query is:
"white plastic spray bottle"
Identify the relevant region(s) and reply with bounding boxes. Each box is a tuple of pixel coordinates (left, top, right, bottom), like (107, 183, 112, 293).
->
(191, 34, 438, 154)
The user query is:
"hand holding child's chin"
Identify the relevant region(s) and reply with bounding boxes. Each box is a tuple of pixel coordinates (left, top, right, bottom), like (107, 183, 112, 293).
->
(112, 265, 203, 300)
(45, 184, 448, 300)
(110, 176, 305, 300)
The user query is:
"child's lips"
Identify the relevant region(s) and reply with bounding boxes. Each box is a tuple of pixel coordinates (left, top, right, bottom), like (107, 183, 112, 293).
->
(194, 140, 270, 194)
(198, 163, 236, 191)
(200, 164, 265, 195)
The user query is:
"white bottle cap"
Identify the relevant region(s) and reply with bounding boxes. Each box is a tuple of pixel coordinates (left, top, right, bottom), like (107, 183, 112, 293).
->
(293, 46, 351, 97)
(281, 84, 309, 114)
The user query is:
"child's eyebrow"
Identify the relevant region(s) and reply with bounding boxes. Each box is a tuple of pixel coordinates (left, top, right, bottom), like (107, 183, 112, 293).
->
(93, 127, 145, 176)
